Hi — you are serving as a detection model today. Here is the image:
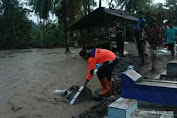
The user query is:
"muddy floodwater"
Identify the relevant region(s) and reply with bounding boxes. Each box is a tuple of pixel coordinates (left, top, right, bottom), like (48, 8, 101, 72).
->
(0, 48, 100, 118)
(0, 43, 175, 118)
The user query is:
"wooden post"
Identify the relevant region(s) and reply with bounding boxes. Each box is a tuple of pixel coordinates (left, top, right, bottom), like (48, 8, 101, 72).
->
(63, 0, 70, 53)
(99, 0, 101, 8)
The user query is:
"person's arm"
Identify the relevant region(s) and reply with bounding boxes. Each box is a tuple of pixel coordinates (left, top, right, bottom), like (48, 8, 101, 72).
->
(133, 21, 137, 30)
(165, 29, 167, 42)
(119, 27, 123, 33)
(84, 79, 89, 86)
(165, 29, 169, 47)
(114, 26, 117, 33)
(140, 20, 146, 32)
(84, 58, 96, 86)
(175, 28, 177, 42)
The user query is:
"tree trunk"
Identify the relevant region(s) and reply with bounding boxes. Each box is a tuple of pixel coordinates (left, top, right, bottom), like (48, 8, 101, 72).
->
(87, 0, 90, 46)
(88, 0, 90, 13)
(63, 0, 70, 53)
(0, 35, 3, 50)
(12, 21, 20, 48)
(99, 0, 101, 7)
(42, 20, 45, 48)
(80, 28, 85, 49)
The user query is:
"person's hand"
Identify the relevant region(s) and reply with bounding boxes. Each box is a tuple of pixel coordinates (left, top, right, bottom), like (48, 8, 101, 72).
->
(84, 79, 89, 86)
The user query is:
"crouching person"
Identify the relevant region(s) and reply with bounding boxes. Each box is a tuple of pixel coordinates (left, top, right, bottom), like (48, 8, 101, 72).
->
(79, 48, 118, 96)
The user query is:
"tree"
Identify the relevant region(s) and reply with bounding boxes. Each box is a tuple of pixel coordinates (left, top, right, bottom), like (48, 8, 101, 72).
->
(29, 0, 53, 21)
(0, 0, 31, 49)
(53, 0, 96, 51)
(29, 0, 54, 48)
(165, 0, 177, 24)
(99, 0, 101, 7)
(114, 0, 153, 14)
(61, 0, 70, 53)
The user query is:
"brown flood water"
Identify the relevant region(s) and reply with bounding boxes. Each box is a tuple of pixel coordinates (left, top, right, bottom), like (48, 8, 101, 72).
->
(0, 48, 100, 118)
(0, 43, 175, 118)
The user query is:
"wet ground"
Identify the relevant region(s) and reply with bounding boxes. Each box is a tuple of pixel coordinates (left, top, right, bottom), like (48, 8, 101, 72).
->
(73, 43, 176, 118)
(0, 48, 101, 118)
(0, 43, 175, 118)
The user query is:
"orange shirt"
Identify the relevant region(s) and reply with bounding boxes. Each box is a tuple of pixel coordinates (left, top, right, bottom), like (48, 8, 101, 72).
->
(87, 49, 116, 80)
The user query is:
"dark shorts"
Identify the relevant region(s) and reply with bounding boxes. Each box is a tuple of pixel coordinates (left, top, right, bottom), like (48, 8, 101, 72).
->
(168, 43, 175, 51)
(97, 58, 118, 81)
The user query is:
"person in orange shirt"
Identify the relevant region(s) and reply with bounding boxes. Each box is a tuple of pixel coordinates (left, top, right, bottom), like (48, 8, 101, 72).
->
(79, 48, 118, 96)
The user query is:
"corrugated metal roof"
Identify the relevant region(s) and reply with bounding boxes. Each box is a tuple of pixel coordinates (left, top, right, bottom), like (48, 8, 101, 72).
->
(68, 7, 138, 30)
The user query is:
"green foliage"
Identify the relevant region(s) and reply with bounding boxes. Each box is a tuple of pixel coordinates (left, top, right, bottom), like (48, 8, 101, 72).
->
(165, 0, 177, 24)
(0, 0, 67, 50)
(114, 0, 153, 13)
(145, 3, 167, 27)
(53, 0, 96, 24)
(29, 0, 53, 20)
(77, 0, 97, 19)
(0, 0, 32, 49)
(29, 23, 65, 48)
(1, 0, 177, 50)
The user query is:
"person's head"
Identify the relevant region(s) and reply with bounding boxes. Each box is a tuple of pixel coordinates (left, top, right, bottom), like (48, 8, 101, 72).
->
(138, 11, 144, 19)
(168, 22, 174, 28)
(116, 23, 120, 27)
(79, 49, 89, 60)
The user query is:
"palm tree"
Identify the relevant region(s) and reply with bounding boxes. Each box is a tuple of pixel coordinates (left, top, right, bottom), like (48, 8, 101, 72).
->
(62, 0, 70, 53)
(0, 0, 31, 49)
(165, 0, 177, 24)
(99, 0, 102, 7)
(1, 0, 21, 48)
(59, 0, 96, 52)
(29, 0, 54, 47)
(30, 0, 53, 20)
(114, 0, 152, 13)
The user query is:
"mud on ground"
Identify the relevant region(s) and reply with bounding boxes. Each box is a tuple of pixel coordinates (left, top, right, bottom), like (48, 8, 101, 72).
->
(0, 43, 174, 118)
(73, 42, 174, 118)
(0, 48, 101, 118)
(73, 55, 173, 118)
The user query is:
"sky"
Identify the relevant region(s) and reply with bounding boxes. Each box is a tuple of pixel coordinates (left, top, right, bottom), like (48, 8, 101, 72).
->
(96, 0, 166, 7)
(154, 0, 165, 4)
(20, 0, 165, 24)
(19, 0, 57, 23)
